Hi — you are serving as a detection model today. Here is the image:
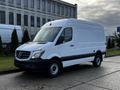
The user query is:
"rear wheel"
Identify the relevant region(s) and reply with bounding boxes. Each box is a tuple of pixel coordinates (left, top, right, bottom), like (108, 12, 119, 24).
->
(47, 61, 62, 78)
(93, 54, 102, 67)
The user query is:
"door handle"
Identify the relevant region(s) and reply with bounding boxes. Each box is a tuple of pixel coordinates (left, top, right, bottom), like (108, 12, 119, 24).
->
(70, 45, 74, 47)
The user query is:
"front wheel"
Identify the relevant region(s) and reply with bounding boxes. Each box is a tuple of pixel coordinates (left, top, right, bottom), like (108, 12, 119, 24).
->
(47, 61, 62, 78)
(93, 54, 102, 67)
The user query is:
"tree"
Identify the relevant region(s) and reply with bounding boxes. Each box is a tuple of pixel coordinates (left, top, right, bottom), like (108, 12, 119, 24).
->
(22, 29, 30, 44)
(11, 29, 19, 53)
(107, 38, 111, 49)
(111, 38, 115, 48)
(107, 38, 110, 49)
(0, 36, 2, 54)
(114, 32, 120, 48)
(107, 37, 115, 49)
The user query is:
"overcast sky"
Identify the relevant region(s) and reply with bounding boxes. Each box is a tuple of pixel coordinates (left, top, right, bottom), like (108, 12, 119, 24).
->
(63, 0, 120, 36)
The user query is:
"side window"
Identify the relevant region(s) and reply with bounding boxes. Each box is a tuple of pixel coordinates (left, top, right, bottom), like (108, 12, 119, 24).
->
(64, 27, 72, 42)
(56, 27, 73, 45)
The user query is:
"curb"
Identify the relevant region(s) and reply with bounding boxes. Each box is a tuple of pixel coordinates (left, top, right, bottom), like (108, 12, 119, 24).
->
(0, 69, 22, 75)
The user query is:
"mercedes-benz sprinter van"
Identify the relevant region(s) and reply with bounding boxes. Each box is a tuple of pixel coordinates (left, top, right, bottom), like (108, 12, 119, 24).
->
(15, 19, 106, 77)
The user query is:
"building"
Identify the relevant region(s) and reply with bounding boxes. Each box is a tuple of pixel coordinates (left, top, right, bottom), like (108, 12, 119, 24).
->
(0, 0, 77, 38)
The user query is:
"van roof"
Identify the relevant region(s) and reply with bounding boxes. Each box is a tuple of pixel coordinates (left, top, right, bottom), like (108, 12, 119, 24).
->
(0, 24, 21, 30)
(45, 18, 103, 29)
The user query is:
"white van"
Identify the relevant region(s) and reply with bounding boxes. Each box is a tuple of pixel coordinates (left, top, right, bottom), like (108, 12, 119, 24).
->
(15, 19, 106, 77)
(0, 24, 23, 44)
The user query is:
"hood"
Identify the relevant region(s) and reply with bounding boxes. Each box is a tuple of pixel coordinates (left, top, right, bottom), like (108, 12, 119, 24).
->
(16, 42, 53, 51)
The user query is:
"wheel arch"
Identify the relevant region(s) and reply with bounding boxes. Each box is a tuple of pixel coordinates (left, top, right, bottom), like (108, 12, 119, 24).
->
(50, 57, 63, 68)
(95, 50, 103, 60)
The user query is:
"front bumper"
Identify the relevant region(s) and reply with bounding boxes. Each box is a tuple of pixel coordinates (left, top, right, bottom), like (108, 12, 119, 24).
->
(14, 58, 49, 71)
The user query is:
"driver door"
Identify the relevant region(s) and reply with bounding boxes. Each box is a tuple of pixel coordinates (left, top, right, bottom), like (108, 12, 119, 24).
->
(55, 27, 75, 61)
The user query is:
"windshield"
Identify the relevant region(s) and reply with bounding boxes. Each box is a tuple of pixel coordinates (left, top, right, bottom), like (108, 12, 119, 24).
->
(33, 27, 61, 43)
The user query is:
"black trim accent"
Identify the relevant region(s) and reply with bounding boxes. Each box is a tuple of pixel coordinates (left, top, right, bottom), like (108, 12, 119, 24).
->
(14, 52, 106, 71)
(61, 52, 106, 61)
(14, 59, 49, 71)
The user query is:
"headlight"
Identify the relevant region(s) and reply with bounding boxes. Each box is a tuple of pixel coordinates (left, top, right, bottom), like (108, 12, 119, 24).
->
(31, 50, 45, 59)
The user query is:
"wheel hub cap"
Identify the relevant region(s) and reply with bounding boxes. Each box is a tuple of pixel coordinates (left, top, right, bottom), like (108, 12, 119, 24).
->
(50, 63, 59, 75)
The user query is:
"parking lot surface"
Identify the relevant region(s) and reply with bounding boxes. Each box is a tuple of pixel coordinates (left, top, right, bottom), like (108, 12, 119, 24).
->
(0, 56, 120, 90)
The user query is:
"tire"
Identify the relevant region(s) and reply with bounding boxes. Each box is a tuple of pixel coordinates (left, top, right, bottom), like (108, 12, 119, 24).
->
(93, 54, 102, 67)
(47, 61, 62, 78)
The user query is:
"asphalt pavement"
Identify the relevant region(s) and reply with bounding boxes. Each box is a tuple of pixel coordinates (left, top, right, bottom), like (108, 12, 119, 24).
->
(0, 56, 120, 90)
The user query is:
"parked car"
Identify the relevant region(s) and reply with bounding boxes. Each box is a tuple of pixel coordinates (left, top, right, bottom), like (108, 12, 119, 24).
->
(0, 24, 23, 44)
(15, 19, 106, 77)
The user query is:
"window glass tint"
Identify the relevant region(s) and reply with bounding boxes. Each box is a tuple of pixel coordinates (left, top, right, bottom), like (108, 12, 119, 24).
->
(37, 0, 40, 9)
(33, 27, 61, 43)
(57, 3, 60, 15)
(16, 0, 21, 5)
(0, 0, 5, 2)
(57, 27, 72, 45)
(0, 11, 5, 24)
(47, 19, 51, 22)
(8, 0, 14, 4)
(24, 0, 28, 8)
(9, 12, 14, 25)
(31, 0, 34, 8)
(24, 15, 28, 26)
(42, 18, 46, 25)
(17, 13, 21, 25)
(31, 16, 34, 27)
(52, 1, 55, 13)
(64, 27, 72, 42)
(42, 0, 46, 11)
(37, 17, 40, 27)
(47, 1, 51, 12)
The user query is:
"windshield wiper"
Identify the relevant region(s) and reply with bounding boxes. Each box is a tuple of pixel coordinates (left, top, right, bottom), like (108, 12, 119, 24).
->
(37, 41, 46, 44)
(32, 41, 46, 44)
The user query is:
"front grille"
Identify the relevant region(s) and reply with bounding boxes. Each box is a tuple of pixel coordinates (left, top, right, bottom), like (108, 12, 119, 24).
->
(16, 51, 31, 59)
